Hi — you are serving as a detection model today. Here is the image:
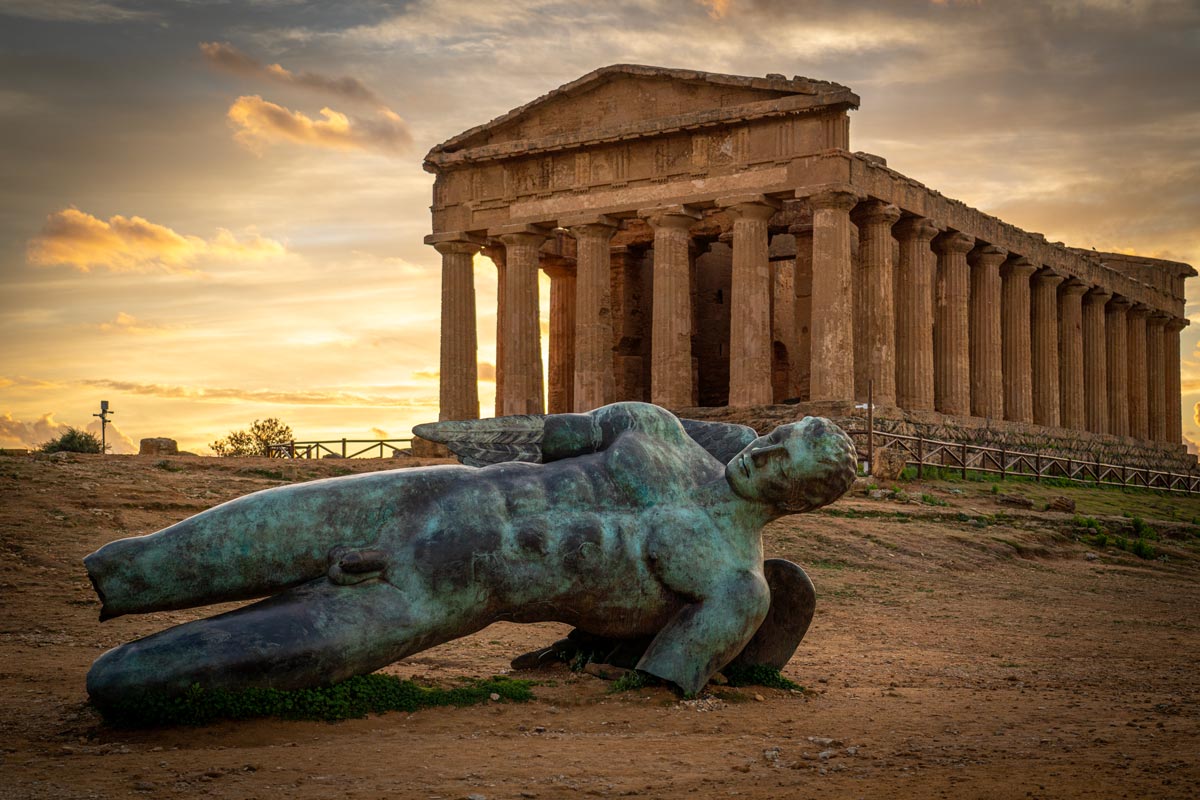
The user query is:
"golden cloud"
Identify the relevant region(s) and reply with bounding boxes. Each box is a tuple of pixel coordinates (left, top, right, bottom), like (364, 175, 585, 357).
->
(26, 208, 285, 273)
(0, 411, 70, 449)
(81, 379, 436, 408)
(227, 95, 412, 155)
(696, 0, 730, 19)
(200, 42, 384, 106)
(98, 311, 171, 335)
(369, 427, 389, 438)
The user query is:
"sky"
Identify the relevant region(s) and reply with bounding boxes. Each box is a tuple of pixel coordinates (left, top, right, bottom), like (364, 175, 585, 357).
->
(1, 0, 1198, 455)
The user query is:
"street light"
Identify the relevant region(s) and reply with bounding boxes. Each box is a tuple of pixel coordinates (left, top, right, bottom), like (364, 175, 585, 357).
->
(93, 400, 113, 454)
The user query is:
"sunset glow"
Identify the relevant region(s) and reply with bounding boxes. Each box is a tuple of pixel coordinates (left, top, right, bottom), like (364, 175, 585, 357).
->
(1, 0, 1197, 454)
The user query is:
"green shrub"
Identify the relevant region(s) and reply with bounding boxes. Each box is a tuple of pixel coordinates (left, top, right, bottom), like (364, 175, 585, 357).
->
(94, 674, 533, 727)
(609, 671, 657, 693)
(40, 427, 102, 454)
(1129, 538, 1157, 560)
(724, 664, 803, 692)
(921, 493, 948, 507)
(1130, 517, 1157, 540)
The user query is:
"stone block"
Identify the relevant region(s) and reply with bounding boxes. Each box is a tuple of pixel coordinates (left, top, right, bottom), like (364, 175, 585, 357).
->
(139, 438, 178, 457)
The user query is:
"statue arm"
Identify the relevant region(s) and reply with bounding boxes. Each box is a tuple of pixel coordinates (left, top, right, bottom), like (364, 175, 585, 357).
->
(635, 569, 770, 696)
(542, 402, 690, 462)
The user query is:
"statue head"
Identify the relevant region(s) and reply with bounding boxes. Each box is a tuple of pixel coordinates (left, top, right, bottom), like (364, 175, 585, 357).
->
(724, 416, 857, 514)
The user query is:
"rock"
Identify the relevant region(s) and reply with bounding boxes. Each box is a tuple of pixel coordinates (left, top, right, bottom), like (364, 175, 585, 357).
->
(870, 447, 907, 481)
(762, 747, 781, 763)
(996, 492, 1033, 509)
(49, 451, 71, 463)
(868, 489, 889, 500)
(138, 438, 178, 456)
(583, 662, 631, 681)
(818, 749, 836, 761)
(1085, 552, 1099, 561)
(467, 794, 488, 800)
(488, 692, 500, 701)
(1048, 496, 1076, 513)
(410, 436, 452, 459)
(753, 693, 765, 702)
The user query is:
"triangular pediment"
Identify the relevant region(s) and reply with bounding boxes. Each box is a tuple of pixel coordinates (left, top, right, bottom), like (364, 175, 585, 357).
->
(427, 64, 856, 163)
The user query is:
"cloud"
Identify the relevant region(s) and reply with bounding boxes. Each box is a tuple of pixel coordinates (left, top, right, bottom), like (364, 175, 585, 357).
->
(0, 411, 70, 449)
(1186, 433, 1199, 455)
(369, 426, 389, 438)
(26, 208, 286, 274)
(199, 41, 384, 106)
(696, 0, 730, 18)
(0, 0, 154, 23)
(98, 311, 171, 335)
(227, 95, 412, 155)
(478, 362, 496, 382)
(85, 418, 135, 453)
(80, 379, 437, 408)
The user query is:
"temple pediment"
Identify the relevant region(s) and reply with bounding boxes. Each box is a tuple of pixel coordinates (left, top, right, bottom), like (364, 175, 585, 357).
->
(425, 64, 857, 169)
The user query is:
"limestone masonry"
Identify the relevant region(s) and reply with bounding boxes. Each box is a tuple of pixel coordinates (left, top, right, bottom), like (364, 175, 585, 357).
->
(423, 65, 1194, 468)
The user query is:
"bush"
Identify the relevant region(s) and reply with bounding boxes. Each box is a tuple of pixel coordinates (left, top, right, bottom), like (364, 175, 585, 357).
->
(210, 418, 293, 457)
(40, 427, 102, 454)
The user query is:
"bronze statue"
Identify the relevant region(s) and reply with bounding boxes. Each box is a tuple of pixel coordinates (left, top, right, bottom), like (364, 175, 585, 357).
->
(84, 402, 856, 706)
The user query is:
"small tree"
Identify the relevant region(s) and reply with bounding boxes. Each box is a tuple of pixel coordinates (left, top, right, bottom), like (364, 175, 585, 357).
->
(210, 418, 294, 457)
(40, 427, 103, 454)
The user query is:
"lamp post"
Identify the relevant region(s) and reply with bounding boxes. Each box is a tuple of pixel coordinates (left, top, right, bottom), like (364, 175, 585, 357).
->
(93, 400, 113, 454)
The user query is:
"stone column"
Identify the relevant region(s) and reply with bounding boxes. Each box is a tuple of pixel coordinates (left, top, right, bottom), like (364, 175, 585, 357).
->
(1104, 297, 1131, 437)
(610, 246, 647, 402)
(433, 239, 482, 421)
(1030, 269, 1065, 428)
(565, 216, 618, 411)
(1146, 313, 1168, 443)
(497, 228, 549, 416)
(719, 195, 779, 407)
(932, 231, 974, 417)
(851, 201, 901, 407)
(894, 216, 940, 412)
(808, 188, 861, 402)
(1057, 280, 1087, 431)
(481, 242, 507, 406)
(1166, 318, 1187, 446)
(642, 206, 701, 408)
(1081, 288, 1111, 434)
(791, 223, 813, 401)
(542, 262, 576, 414)
(968, 245, 1006, 419)
(1126, 305, 1149, 440)
(1000, 257, 1036, 423)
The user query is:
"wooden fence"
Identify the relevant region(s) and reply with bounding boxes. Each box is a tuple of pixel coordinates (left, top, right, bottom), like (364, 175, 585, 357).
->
(266, 438, 412, 460)
(843, 426, 1200, 495)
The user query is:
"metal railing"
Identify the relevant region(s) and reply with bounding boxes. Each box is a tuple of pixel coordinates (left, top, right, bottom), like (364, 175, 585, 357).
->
(843, 426, 1200, 494)
(266, 438, 413, 460)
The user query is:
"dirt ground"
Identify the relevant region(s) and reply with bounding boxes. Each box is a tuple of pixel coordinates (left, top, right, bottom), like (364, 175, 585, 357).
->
(1, 452, 1199, 800)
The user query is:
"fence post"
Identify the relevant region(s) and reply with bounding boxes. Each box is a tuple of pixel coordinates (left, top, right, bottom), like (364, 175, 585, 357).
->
(866, 379, 874, 477)
(289, 441, 295, 458)
(342, 438, 347, 458)
(961, 442, 968, 480)
(1035, 452, 1042, 483)
(916, 435, 924, 479)
(1066, 456, 1073, 482)
(1000, 445, 1007, 480)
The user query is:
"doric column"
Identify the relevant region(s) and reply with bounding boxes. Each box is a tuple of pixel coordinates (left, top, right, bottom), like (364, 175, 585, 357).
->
(1146, 313, 1169, 443)
(932, 230, 974, 417)
(1081, 288, 1111, 434)
(894, 215, 940, 411)
(564, 215, 618, 411)
(1057, 280, 1087, 431)
(851, 200, 901, 407)
(1126, 305, 1149, 440)
(542, 262, 576, 414)
(1000, 256, 1036, 423)
(1031, 269, 1065, 428)
(719, 195, 779, 407)
(968, 245, 1006, 419)
(433, 238, 483, 421)
(497, 227, 549, 416)
(791, 223, 813, 401)
(609, 245, 647, 402)
(481, 242, 507, 405)
(642, 206, 701, 408)
(1104, 297, 1131, 437)
(1166, 318, 1187, 446)
(808, 188, 861, 401)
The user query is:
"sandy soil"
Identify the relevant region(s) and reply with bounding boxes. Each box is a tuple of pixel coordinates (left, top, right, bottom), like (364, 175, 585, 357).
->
(1, 452, 1198, 799)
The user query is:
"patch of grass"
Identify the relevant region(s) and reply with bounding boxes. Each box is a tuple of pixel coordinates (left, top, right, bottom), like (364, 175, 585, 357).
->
(239, 468, 287, 481)
(153, 459, 183, 472)
(723, 664, 803, 692)
(95, 674, 533, 728)
(609, 671, 658, 693)
(920, 493, 948, 507)
(1073, 514, 1104, 532)
(1130, 516, 1158, 540)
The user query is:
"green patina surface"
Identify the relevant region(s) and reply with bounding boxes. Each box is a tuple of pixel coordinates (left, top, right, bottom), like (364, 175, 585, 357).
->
(85, 402, 857, 705)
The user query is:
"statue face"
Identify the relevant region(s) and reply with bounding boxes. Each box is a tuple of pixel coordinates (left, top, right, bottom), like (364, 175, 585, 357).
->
(724, 417, 857, 513)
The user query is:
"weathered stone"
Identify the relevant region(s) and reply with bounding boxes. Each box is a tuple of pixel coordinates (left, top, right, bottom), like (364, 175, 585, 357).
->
(870, 447, 907, 481)
(1048, 496, 1076, 513)
(996, 493, 1034, 509)
(138, 438, 178, 457)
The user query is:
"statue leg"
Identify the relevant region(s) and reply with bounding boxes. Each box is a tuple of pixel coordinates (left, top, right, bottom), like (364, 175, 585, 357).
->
(86, 577, 469, 709)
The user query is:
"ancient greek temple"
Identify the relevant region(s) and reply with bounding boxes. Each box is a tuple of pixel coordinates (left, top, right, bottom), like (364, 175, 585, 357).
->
(424, 65, 1194, 467)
